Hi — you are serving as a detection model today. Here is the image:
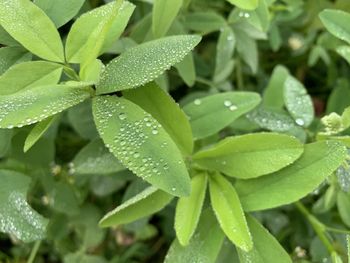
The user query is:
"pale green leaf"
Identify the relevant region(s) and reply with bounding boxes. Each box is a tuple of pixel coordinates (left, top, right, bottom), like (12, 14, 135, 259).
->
(175, 173, 207, 246)
(97, 35, 201, 94)
(237, 215, 292, 263)
(262, 65, 289, 108)
(0, 47, 31, 75)
(194, 133, 303, 179)
(0, 84, 92, 129)
(73, 139, 125, 175)
(284, 76, 314, 127)
(0, 0, 64, 62)
(319, 9, 350, 45)
(80, 59, 104, 83)
(165, 209, 225, 263)
(92, 96, 191, 196)
(227, 0, 259, 10)
(183, 92, 261, 140)
(99, 186, 173, 227)
(236, 141, 347, 211)
(0, 61, 62, 95)
(209, 173, 252, 251)
(123, 82, 194, 155)
(234, 27, 258, 74)
(0, 170, 48, 242)
(34, 0, 85, 28)
(65, 1, 135, 63)
(24, 116, 57, 152)
(152, 0, 183, 38)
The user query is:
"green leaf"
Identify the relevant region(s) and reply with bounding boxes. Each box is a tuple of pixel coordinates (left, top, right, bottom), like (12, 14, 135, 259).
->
(0, 84, 92, 129)
(34, 0, 85, 28)
(214, 26, 236, 83)
(165, 209, 225, 263)
(337, 191, 350, 227)
(99, 186, 173, 227)
(152, 0, 183, 38)
(183, 92, 261, 140)
(0, 0, 64, 62)
(0, 170, 48, 242)
(72, 139, 125, 175)
(284, 76, 314, 127)
(319, 9, 350, 45)
(174, 53, 196, 87)
(183, 12, 226, 35)
(123, 82, 193, 155)
(175, 173, 207, 246)
(92, 96, 191, 196)
(0, 47, 31, 75)
(97, 35, 201, 94)
(209, 173, 252, 251)
(194, 133, 304, 179)
(237, 215, 292, 263)
(0, 61, 62, 95)
(227, 0, 259, 10)
(234, 26, 258, 74)
(262, 65, 289, 109)
(24, 115, 57, 152)
(336, 46, 350, 65)
(236, 141, 347, 211)
(65, 1, 135, 63)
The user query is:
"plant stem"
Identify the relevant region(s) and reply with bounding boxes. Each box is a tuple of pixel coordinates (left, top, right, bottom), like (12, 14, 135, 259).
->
(295, 202, 335, 254)
(28, 240, 41, 263)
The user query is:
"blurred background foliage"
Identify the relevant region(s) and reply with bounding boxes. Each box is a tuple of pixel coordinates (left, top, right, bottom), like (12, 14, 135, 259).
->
(1, 0, 350, 262)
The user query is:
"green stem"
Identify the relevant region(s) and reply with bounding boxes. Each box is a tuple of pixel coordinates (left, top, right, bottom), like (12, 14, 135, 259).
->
(28, 240, 41, 263)
(295, 202, 335, 254)
(326, 226, 350, 235)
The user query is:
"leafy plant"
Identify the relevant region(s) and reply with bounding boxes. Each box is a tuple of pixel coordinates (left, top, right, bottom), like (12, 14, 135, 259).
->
(1, 0, 350, 262)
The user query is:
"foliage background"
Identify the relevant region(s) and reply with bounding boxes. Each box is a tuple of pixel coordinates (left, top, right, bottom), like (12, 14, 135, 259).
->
(1, 0, 350, 262)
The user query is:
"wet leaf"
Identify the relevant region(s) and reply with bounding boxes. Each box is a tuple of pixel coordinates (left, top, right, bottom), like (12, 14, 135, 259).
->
(0, 47, 31, 75)
(183, 92, 261, 140)
(227, 0, 259, 10)
(92, 96, 191, 196)
(0, 84, 92, 129)
(0, 170, 48, 242)
(236, 141, 347, 211)
(124, 82, 193, 155)
(319, 9, 350, 45)
(97, 35, 201, 94)
(284, 76, 314, 127)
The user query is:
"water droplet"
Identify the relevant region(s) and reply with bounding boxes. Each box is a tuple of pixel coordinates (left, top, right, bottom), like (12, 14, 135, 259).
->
(229, 105, 238, 111)
(224, 100, 232, 107)
(295, 118, 305, 126)
(152, 129, 158, 135)
(194, 99, 201, 105)
(118, 113, 126, 120)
